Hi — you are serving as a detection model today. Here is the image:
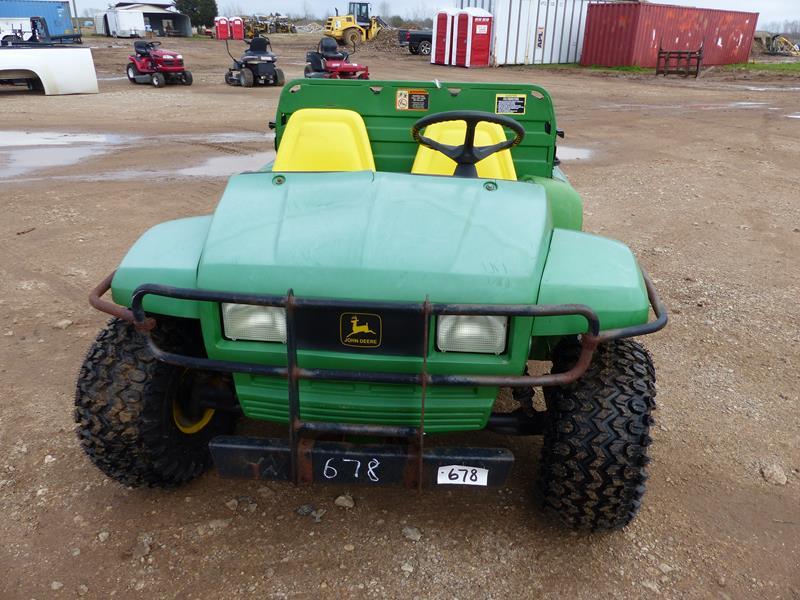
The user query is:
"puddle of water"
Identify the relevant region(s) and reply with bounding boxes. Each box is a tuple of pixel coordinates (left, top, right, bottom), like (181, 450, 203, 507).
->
(788, 114, 800, 119)
(0, 129, 276, 179)
(202, 132, 273, 144)
(177, 152, 276, 176)
(97, 76, 128, 81)
(0, 147, 99, 178)
(0, 131, 121, 147)
(728, 101, 769, 108)
(0, 130, 131, 178)
(744, 86, 800, 92)
(558, 146, 592, 161)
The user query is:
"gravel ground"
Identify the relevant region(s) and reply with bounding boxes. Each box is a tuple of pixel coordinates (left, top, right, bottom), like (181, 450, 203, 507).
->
(0, 35, 798, 599)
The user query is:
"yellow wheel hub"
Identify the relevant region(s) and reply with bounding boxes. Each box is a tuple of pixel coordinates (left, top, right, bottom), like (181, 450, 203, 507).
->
(172, 399, 215, 434)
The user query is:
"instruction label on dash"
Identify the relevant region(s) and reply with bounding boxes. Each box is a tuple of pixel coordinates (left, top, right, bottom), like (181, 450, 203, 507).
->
(396, 89, 429, 111)
(495, 94, 526, 115)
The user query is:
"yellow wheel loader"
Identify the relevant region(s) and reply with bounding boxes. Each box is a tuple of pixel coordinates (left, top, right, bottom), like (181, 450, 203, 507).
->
(324, 2, 386, 46)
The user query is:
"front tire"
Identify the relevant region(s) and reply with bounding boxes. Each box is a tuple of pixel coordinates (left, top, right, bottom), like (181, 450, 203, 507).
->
(239, 67, 254, 87)
(274, 68, 285, 86)
(151, 72, 166, 87)
(75, 318, 237, 488)
(344, 28, 360, 47)
(182, 70, 193, 85)
(540, 338, 656, 530)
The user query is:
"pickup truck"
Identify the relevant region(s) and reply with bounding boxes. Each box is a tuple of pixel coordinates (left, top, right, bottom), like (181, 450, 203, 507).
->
(397, 29, 432, 55)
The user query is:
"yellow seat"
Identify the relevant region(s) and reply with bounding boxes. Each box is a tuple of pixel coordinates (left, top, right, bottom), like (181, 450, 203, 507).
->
(273, 108, 376, 172)
(411, 121, 517, 180)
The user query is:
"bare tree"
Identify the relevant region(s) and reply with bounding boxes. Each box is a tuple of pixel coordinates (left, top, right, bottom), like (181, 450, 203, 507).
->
(221, 3, 245, 17)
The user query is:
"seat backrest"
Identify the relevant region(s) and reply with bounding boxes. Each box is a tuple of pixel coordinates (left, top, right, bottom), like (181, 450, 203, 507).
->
(272, 108, 376, 172)
(134, 40, 150, 56)
(319, 37, 345, 59)
(249, 36, 268, 53)
(411, 121, 517, 180)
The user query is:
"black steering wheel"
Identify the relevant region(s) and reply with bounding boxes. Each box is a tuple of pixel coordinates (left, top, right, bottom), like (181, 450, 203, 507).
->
(411, 110, 525, 178)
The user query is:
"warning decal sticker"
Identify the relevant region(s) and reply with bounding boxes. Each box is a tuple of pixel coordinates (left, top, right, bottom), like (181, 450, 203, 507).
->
(495, 94, 526, 115)
(396, 89, 429, 111)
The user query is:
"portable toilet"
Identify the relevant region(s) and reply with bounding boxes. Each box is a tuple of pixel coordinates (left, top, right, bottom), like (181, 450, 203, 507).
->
(431, 9, 456, 65)
(230, 16, 244, 40)
(453, 8, 493, 68)
(214, 16, 229, 39)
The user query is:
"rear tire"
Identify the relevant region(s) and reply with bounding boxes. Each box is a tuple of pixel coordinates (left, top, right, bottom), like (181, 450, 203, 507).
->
(126, 62, 139, 82)
(182, 70, 193, 85)
(151, 72, 165, 87)
(239, 67, 254, 87)
(540, 338, 656, 530)
(418, 40, 432, 56)
(75, 318, 237, 488)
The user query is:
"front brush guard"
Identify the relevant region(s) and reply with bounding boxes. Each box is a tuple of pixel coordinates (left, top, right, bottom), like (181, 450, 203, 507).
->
(88, 269, 667, 489)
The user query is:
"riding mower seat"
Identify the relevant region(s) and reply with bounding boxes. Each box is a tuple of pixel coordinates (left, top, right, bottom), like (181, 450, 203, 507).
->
(134, 40, 154, 57)
(245, 36, 273, 57)
(319, 37, 348, 61)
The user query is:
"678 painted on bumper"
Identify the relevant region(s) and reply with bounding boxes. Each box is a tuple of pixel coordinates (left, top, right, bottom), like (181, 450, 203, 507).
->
(210, 436, 513, 488)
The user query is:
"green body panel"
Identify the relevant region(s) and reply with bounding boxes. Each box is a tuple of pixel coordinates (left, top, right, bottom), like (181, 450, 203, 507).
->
(112, 216, 210, 319)
(233, 376, 497, 433)
(532, 229, 649, 335)
(197, 170, 551, 304)
(104, 79, 653, 433)
(522, 170, 583, 230)
(274, 79, 558, 178)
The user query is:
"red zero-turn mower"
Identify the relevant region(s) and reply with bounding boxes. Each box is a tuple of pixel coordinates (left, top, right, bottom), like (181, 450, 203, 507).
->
(304, 37, 369, 79)
(127, 41, 192, 87)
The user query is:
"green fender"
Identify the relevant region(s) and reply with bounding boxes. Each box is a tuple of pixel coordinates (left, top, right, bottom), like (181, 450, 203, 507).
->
(521, 166, 583, 231)
(532, 228, 650, 336)
(111, 216, 210, 319)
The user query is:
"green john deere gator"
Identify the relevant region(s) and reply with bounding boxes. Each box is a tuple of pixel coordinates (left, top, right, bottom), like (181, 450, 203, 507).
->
(77, 79, 667, 531)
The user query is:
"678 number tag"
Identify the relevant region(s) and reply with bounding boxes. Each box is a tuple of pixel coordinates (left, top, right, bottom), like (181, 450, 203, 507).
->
(437, 465, 489, 486)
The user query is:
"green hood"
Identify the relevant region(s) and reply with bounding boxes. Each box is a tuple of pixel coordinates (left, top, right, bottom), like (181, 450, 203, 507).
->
(197, 171, 552, 304)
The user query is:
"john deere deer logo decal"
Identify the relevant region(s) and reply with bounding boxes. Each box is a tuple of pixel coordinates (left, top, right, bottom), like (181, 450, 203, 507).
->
(340, 313, 381, 348)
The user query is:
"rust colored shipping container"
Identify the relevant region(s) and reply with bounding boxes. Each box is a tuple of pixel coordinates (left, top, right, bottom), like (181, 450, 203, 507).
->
(581, 2, 758, 67)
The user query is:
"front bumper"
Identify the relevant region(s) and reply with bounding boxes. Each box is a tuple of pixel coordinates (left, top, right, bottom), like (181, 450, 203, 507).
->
(89, 271, 667, 488)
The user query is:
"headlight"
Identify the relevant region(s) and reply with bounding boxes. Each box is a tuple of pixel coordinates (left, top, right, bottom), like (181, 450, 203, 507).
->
(221, 303, 286, 343)
(176, 54, 183, 59)
(436, 315, 508, 354)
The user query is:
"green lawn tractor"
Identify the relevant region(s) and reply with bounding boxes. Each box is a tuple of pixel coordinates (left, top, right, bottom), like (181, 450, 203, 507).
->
(77, 79, 667, 531)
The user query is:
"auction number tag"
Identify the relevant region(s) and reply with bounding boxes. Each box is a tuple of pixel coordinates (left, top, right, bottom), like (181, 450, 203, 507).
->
(437, 465, 489, 486)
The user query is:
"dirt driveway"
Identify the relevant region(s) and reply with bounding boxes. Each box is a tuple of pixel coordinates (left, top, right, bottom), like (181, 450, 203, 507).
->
(1, 35, 798, 599)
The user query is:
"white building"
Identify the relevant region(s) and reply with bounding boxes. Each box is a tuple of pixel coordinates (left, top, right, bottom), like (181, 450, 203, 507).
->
(456, 0, 591, 65)
(95, 2, 191, 38)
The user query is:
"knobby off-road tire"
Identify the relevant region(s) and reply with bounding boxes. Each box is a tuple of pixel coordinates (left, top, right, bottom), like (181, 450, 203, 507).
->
(75, 318, 236, 488)
(541, 338, 656, 530)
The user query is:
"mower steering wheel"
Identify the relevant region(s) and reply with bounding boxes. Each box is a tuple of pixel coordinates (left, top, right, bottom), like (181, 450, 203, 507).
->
(411, 110, 525, 178)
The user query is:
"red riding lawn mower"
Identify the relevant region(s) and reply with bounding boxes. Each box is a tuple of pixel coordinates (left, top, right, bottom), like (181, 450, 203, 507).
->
(127, 41, 193, 87)
(304, 37, 369, 79)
